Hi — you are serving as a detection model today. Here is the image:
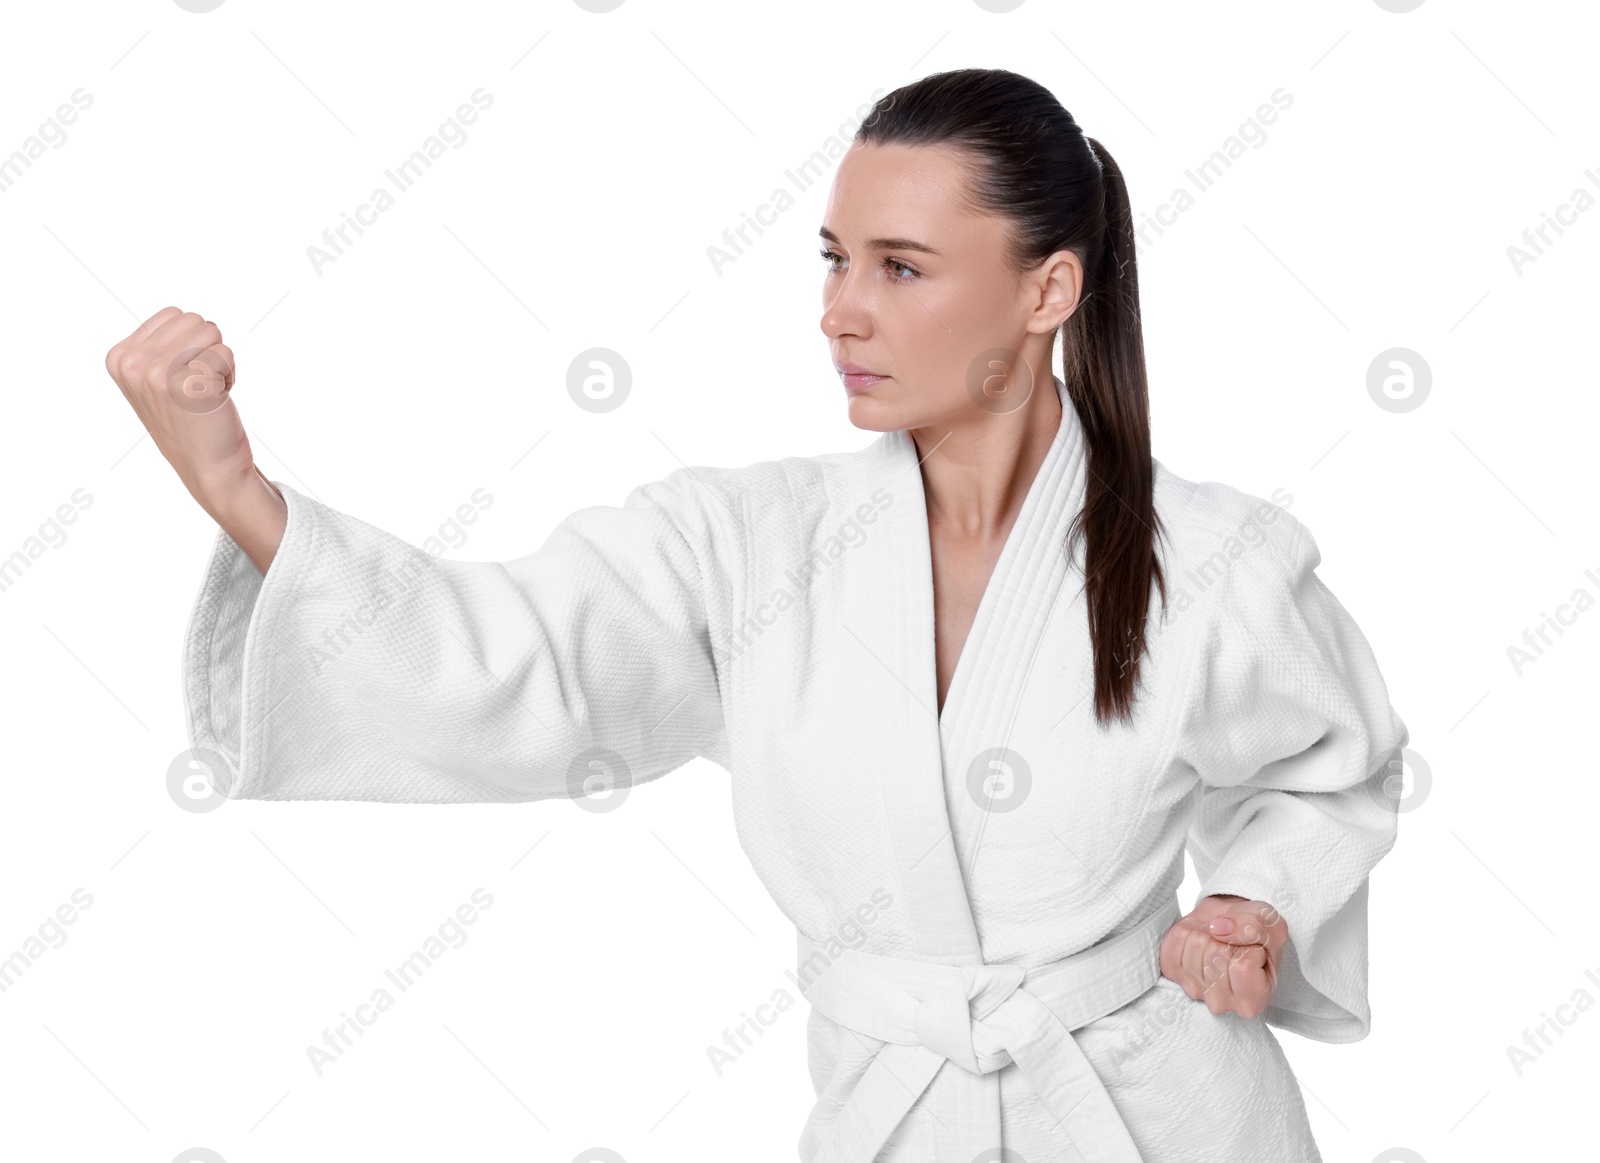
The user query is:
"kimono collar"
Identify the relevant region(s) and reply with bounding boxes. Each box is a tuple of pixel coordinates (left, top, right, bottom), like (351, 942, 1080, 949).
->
(864, 370, 1091, 962)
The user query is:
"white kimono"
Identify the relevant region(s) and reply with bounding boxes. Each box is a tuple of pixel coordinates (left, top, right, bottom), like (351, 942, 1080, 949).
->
(181, 375, 1408, 1162)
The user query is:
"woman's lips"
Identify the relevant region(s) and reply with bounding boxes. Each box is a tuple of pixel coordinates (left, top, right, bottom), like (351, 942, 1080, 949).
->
(840, 372, 888, 391)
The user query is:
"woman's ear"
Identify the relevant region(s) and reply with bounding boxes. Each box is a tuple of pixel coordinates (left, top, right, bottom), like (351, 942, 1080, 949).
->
(1028, 248, 1084, 333)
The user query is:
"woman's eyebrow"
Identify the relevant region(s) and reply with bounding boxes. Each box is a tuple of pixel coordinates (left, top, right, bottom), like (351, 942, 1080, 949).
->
(818, 226, 941, 256)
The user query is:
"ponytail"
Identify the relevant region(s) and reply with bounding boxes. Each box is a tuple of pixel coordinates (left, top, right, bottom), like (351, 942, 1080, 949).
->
(1063, 138, 1166, 724)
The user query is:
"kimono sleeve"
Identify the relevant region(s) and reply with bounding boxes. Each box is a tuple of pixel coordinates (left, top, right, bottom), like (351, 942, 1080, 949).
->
(1177, 503, 1408, 1043)
(180, 470, 733, 803)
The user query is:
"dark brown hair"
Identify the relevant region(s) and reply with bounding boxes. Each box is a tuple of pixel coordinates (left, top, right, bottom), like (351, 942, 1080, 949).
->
(854, 68, 1167, 726)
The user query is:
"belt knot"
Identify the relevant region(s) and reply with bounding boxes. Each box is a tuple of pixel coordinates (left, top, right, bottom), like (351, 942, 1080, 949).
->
(911, 962, 1028, 1075)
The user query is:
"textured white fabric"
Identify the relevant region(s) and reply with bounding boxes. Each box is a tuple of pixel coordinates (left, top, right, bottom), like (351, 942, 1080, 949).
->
(181, 375, 1408, 1161)
(796, 895, 1182, 1162)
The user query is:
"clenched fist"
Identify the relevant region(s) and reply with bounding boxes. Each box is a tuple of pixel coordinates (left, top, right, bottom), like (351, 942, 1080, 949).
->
(104, 307, 286, 573)
(1158, 894, 1288, 1020)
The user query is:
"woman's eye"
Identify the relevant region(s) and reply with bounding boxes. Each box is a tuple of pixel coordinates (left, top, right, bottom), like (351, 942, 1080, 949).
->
(818, 249, 918, 283)
(883, 257, 918, 282)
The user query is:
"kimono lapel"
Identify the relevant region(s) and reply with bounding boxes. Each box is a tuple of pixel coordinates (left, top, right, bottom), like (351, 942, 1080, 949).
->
(937, 376, 1090, 892)
(863, 374, 1088, 965)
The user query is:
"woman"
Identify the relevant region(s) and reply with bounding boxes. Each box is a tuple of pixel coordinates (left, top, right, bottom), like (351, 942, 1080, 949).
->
(106, 69, 1406, 1163)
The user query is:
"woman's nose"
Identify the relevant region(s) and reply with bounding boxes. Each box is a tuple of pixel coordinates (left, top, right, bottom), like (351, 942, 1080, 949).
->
(821, 272, 869, 339)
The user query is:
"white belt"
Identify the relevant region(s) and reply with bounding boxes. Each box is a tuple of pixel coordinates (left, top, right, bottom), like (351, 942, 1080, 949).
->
(795, 894, 1182, 1162)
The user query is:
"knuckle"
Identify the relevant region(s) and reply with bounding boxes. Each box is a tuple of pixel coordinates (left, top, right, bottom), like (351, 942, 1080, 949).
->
(136, 356, 169, 391)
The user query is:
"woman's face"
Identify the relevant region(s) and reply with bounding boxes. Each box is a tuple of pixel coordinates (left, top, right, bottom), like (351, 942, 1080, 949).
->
(819, 141, 1081, 433)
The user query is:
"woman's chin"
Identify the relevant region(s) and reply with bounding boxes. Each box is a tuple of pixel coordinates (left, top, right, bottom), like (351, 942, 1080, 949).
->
(842, 392, 909, 433)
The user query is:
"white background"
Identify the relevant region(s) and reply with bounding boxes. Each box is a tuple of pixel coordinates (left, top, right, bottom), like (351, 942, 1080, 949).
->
(0, 1, 1594, 1160)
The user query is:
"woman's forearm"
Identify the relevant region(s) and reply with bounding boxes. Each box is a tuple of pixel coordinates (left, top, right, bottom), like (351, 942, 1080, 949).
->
(203, 464, 287, 576)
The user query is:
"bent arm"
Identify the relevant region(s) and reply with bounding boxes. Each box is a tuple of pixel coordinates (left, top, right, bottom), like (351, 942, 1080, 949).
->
(1178, 502, 1408, 1042)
